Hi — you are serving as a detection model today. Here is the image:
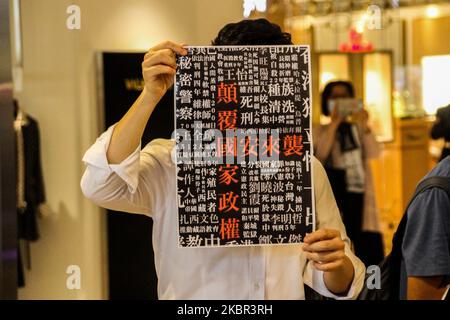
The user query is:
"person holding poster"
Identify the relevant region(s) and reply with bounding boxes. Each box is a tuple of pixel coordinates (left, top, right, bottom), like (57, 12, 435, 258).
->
(81, 19, 365, 299)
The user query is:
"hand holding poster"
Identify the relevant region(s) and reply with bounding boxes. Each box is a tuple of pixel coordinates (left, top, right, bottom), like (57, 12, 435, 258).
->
(175, 46, 314, 247)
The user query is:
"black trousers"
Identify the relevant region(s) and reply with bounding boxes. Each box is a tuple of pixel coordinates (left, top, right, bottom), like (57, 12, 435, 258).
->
(342, 192, 384, 267)
(342, 192, 364, 246)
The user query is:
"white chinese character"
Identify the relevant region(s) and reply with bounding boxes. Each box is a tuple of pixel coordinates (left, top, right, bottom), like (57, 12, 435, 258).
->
(186, 235, 203, 247)
(274, 235, 287, 244)
(241, 112, 254, 126)
(178, 106, 193, 120)
(300, 49, 309, 64)
(179, 90, 193, 104)
(179, 56, 192, 69)
(288, 234, 302, 243)
(268, 83, 281, 96)
(302, 97, 310, 118)
(282, 82, 294, 96)
(301, 70, 310, 91)
(240, 95, 253, 108)
(282, 100, 295, 113)
(259, 235, 273, 244)
(205, 234, 221, 246)
(236, 68, 248, 81)
(180, 74, 192, 86)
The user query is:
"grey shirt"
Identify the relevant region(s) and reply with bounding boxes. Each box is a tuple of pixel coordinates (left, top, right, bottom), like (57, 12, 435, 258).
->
(400, 156, 450, 299)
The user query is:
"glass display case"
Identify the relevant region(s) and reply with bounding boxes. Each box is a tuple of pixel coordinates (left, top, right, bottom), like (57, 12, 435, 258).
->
(314, 51, 394, 142)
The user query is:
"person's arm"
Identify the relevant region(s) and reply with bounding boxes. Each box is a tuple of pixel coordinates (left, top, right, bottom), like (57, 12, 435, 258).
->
(361, 129, 381, 159)
(107, 41, 187, 164)
(354, 109, 381, 159)
(402, 188, 450, 300)
(81, 41, 187, 215)
(81, 127, 176, 215)
(314, 108, 343, 163)
(407, 276, 447, 300)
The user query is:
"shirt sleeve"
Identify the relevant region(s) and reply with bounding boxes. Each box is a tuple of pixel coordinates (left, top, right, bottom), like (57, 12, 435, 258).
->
(402, 188, 450, 279)
(80, 124, 176, 216)
(302, 157, 366, 299)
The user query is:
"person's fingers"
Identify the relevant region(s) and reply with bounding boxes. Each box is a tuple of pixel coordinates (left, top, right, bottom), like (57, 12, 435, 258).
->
(143, 65, 176, 78)
(149, 40, 187, 55)
(303, 229, 340, 244)
(303, 238, 344, 252)
(331, 107, 343, 123)
(304, 250, 345, 264)
(142, 50, 177, 69)
(312, 260, 343, 272)
(331, 106, 338, 118)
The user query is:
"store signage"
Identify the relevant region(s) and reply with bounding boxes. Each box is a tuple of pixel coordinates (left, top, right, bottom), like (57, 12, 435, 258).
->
(339, 27, 374, 53)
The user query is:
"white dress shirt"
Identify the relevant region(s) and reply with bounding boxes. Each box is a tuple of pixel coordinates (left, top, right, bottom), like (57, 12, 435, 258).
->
(81, 125, 365, 300)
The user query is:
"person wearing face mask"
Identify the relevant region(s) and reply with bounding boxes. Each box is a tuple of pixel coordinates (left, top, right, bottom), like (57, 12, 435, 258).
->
(313, 81, 383, 267)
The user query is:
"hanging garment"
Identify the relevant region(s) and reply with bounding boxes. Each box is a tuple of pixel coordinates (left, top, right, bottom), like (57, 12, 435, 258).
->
(14, 110, 46, 242)
(14, 107, 46, 287)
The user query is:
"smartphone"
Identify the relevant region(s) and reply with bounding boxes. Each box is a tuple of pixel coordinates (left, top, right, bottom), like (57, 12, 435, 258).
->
(328, 98, 363, 117)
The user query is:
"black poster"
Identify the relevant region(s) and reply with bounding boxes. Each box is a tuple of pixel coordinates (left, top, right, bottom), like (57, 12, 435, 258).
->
(174, 46, 315, 247)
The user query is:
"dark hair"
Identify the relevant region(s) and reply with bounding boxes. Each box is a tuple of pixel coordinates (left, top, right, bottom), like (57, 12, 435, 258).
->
(321, 81, 355, 116)
(212, 19, 292, 46)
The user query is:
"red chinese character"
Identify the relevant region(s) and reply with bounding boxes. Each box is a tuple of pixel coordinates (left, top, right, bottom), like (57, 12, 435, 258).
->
(240, 136, 258, 157)
(217, 137, 237, 157)
(218, 164, 239, 185)
(220, 218, 240, 240)
(218, 191, 239, 213)
(261, 136, 280, 157)
(283, 134, 304, 156)
(217, 83, 238, 104)
(218, 110, 237, 130)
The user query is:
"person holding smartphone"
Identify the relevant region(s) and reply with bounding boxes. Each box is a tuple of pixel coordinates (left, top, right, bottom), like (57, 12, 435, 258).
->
(313, 81, 382, 267)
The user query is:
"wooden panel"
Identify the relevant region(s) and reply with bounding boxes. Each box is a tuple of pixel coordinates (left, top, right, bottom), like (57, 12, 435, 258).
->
(399, 126, 429, 147)
(371, 118, 430, 253)
(412, 16, 450, 65)
(397, 119, 430, 209)
(370, 146, 402, 253)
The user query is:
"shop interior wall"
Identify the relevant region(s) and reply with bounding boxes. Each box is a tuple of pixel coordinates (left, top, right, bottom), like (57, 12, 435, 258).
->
(411, 14, 450, 165)
(411, 16, 450, 65)
(14, 0, 243, 299)
(0, 0, 11, 83)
